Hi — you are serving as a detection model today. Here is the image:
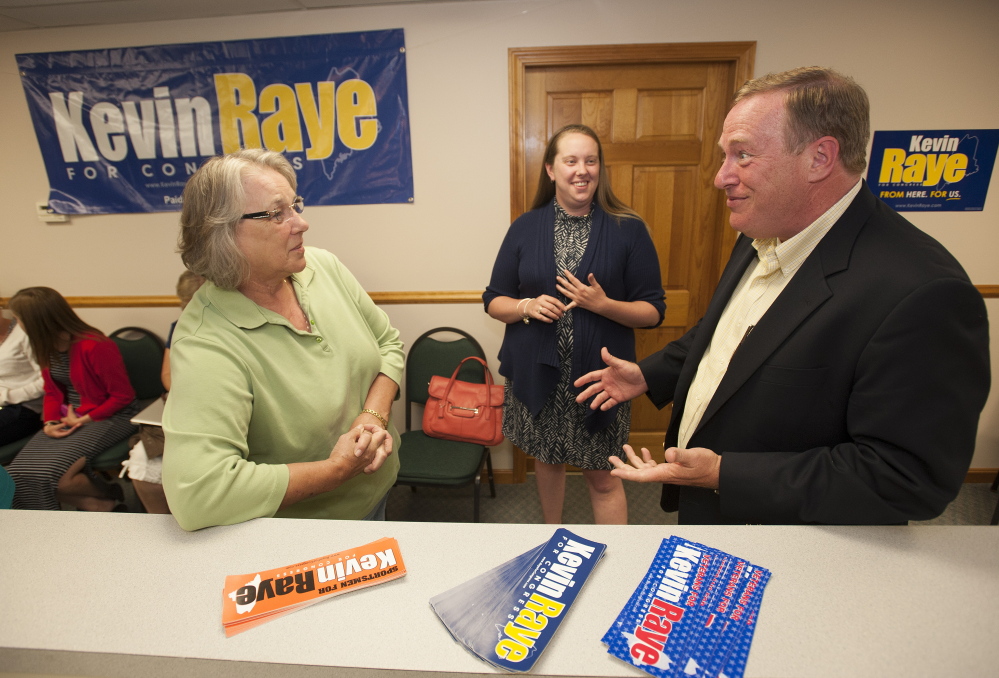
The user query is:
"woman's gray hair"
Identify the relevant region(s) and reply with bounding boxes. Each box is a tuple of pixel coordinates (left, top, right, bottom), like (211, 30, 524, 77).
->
(177, 149, 298, 290)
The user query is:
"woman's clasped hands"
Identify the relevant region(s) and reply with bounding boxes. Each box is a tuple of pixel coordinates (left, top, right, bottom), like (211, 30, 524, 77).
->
(521, 270, 610, 324)
(44, 406, 90, 438)
(556, 269, 608, 314)
(522, 294, 567, 323)
(43, 420, 79, 438)
(330, 423, 393, 477)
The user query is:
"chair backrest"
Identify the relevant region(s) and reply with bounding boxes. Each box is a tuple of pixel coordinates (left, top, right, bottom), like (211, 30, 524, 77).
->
(0, 465, 14, 509)
(404, 327, 487, 430)
(110, 327, 166, 401)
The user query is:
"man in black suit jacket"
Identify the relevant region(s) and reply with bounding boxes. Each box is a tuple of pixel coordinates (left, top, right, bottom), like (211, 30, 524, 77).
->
(574, 67, 991, 525)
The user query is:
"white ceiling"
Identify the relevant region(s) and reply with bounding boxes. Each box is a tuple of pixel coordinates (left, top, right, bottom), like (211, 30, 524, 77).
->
(0, 0, 484, 32)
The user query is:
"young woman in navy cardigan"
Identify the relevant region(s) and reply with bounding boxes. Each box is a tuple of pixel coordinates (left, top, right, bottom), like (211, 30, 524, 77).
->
(6, 287, 137, 510)
(484, 125, 665, 524)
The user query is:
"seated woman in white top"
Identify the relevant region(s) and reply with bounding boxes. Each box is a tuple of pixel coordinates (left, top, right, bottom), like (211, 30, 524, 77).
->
(0, 309, 45, 446)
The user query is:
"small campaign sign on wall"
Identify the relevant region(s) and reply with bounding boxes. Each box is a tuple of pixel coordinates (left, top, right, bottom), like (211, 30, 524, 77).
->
(867, 130, 998, 212)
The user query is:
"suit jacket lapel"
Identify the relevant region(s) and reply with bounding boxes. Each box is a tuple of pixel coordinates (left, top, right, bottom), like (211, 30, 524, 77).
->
(688, 183, 878, 440)
(685, 235, 757, 368)
(702, 256, 833, 423)
(666, 235, 756, 438)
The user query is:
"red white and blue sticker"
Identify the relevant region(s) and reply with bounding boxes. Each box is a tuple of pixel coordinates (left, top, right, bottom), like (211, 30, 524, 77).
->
(604, 537, 770, 678)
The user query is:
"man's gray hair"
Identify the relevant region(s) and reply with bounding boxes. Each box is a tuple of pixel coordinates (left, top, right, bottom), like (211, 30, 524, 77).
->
(736, 66, 870, 175)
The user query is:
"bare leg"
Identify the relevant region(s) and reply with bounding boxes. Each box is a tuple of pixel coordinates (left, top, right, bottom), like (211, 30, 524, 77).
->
(56, 457, 115, 511)
(534, 461, 566, 524)
(133, 479, 171, 514)
(582, 469, 628, 525)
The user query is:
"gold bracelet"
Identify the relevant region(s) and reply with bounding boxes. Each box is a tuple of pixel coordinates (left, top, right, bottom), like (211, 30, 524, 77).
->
(517, 297, 534, 324)
(360, 408, 388, 428)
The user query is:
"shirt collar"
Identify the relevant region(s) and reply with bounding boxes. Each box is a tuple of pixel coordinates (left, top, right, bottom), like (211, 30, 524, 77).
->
(553, 199, 593, 220)
(752, 180, 863, 277)
(204, 250, 315, 330)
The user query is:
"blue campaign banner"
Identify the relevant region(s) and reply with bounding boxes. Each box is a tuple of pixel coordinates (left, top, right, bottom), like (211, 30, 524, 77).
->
(17, 30, 413, 214)
(867, 129, 998, 212)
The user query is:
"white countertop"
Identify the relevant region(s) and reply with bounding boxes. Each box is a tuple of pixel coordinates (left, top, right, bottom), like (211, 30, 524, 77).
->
(1, 511, 996, 677)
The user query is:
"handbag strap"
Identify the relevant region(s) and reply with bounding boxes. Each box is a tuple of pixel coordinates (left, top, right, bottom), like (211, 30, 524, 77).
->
(438, 356, 497, 416)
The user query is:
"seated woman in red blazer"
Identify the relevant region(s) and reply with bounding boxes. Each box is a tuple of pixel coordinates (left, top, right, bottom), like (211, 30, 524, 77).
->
(6, 287, 137, 511)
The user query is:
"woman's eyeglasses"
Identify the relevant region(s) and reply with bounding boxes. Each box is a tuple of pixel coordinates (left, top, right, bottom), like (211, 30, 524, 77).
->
(241, 196, 304, 224)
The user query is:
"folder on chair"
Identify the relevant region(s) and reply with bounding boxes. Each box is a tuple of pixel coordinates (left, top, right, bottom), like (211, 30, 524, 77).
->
(130, 398, 165, 426)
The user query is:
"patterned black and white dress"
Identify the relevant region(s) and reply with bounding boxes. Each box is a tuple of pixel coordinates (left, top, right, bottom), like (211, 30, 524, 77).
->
(503, 202, 631, 470)
(8, 352, 138, 510)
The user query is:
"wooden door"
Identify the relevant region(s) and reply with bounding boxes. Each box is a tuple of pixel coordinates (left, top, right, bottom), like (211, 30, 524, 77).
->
(509, 42, 754, 479)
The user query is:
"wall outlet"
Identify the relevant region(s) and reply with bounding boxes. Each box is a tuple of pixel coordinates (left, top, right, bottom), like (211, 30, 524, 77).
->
(36, 202, 69, 223)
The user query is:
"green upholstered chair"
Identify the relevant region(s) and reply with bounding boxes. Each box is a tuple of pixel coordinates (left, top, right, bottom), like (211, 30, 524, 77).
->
(0, 465, 14, 509)
(395, 327, 496, 522)
(89, 327, 165, 474)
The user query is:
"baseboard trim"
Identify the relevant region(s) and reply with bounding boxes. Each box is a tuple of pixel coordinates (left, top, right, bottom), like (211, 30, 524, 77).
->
(966, 468, 999, 483)
(492, 468, 518, 484)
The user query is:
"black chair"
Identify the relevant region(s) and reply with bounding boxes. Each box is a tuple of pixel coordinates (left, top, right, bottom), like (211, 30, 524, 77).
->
(89, 327, 165, 474)
(395, 327, 496, 522)
(0, 465, 13, 509)
(0, 435, 32, 467)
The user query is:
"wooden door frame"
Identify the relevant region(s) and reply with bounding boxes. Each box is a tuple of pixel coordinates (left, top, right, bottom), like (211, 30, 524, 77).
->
(506, 41, 756, 483)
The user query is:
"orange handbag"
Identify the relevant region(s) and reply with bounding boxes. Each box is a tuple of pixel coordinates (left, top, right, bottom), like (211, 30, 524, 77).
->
(423, 356, 505, 446)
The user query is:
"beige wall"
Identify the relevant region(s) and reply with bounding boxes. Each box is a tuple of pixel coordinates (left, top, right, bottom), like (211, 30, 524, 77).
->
(1, 0, 997, 470)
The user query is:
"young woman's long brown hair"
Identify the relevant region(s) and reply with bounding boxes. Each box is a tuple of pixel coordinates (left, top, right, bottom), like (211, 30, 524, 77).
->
(529, 124, 643, 222)
(8, 287, 104, 370)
